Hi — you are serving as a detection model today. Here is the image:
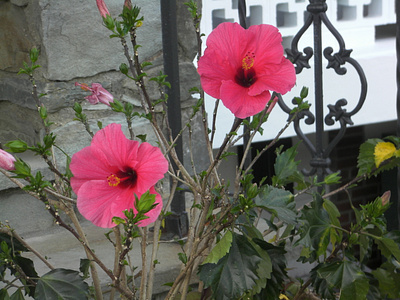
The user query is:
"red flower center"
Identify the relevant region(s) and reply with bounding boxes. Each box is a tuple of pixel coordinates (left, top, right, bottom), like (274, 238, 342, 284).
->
(235, 52, 257, 87)
(107, 168, 137, 188)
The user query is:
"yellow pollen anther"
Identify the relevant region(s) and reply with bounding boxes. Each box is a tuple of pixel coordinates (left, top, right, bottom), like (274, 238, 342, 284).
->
(107, 174, 121, 187)
(79, 83, 90, 91)
(242, 52, 255, 70)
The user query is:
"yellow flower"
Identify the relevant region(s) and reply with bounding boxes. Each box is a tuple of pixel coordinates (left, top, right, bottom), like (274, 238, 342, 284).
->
(279, 294, 289, 300)
(374, 142, 396, 167)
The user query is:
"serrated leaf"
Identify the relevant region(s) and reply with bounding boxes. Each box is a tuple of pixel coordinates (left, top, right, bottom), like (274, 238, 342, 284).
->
(203, 231, 233, 264)
(357, 139, 382, 176)
(317, 260, 369, 300)
(371, 262, 400, 298)
(254, 185, 296, 224)
(375, 236, 400, 261)
(35, 268, 89, 300)
(296, 195, 339, 261)
(250, 240, 287, 300)
(272, 145, 300, 186)
(374, 142, 396, 167)
(198, 233, 263, 300)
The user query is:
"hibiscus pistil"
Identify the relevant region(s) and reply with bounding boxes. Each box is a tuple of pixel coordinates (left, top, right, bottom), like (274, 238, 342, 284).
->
(107, 174, 121, 187)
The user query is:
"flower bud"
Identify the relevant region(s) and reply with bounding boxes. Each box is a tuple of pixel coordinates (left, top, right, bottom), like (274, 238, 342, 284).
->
(0, 149, 16, 170)
(119, 63, 129, 75)
(5, 140, 28, 153)
(124, 0, 132, 10)
(96, 0, 111, 18)
(380, 190, 391, 207)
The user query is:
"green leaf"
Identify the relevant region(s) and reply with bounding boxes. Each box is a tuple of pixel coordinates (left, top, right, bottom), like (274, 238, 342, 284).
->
(79, 259, 91, 279)
(198, 233, 263, 300)
(272, 145, 300, 187)
(357, 139, 381, 176)
(296, 194, 340, 261)
(371, 262, 400, 298)
(250, 240, 287, 300)
(0, 289, 10, 300)
(203, 231, 233, 264)
(178, 253, 188, 265)
(317, 260, 369, 300)
(254, 185, 296, 224)
(375, 236, 400, 261)
(35, 268, 89, 300)
(10, 289, 24, 300)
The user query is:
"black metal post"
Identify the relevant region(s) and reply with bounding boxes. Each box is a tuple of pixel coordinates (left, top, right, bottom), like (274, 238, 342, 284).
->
(160, 0, 188, 238)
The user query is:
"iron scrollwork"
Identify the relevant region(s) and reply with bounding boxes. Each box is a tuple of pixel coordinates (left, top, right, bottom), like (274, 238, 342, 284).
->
(278, 0, 367, 180)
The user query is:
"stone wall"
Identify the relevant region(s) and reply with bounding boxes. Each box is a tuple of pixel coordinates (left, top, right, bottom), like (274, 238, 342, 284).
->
(0, 0, 203, 236)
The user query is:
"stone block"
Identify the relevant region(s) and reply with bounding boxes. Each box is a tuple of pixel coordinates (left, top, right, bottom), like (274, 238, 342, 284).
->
(39, 0, 163, 81)
(0, 189, 55, 236)
(0, 2, 33, 72)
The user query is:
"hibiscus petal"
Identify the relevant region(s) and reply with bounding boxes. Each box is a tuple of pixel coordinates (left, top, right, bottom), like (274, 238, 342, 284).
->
(70, 146, 115, 193)
(249, 57, 296, 96)
(91, 123, 140, 169)
(219, 80, 271, 119)
(198, 23, 247, 98)
(77, 180, 129, 228)
(134, 143, 168, 193)
(247, 24, 285, 65)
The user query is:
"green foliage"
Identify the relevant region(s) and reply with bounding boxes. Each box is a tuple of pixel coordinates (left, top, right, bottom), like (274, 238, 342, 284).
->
(184, 0, 201, 23)
(316, 260, 369, 300)
(272, 144, 302, 187)
(35, 268, 89, 300)
(203, 231, 233, 264)
(357, 138, 400, 177)
(17, 47, 41, 76)
(5, 140, 28, 153)
(254, 185, 296, 224)
(198, 233, 271, 300)
(0, 234, 38, 297)
(372, 261, 400, 298)
(296, 194, 342, 262)
(249, 240, 287, 300)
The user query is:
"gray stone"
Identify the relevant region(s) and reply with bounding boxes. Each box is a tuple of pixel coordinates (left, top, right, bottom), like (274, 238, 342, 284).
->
(0, 2, 33, 72)
(0, 100, 43, 144)
(10, 0, 29, 7)
(38, 0, 163, 81)
(0, 189, 55, 236)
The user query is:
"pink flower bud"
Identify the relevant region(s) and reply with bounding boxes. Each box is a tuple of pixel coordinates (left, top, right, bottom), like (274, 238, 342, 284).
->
(75, 82, 114, 106)
(0, 149, 16, 171)
(380, 190, 391, 206)
(96, 0, 111, 18)
(124, 0, 132, 10)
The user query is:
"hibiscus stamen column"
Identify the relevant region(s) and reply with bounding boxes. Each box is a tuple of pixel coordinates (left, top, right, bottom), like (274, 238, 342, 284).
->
(238, 0, 252, 170)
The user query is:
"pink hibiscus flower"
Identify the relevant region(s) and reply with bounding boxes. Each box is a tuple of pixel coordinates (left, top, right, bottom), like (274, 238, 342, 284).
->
(198, 22, 296, 119)
(75, 82, 114, 106)
(0, 149, 16, 171)
(70, 123, 168, 228)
